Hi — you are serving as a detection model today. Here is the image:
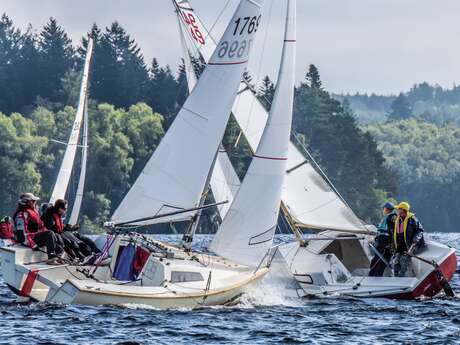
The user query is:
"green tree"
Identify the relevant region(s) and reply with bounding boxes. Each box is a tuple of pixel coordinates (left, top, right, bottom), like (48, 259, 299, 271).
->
(91, 22, 149, 108)
(366, 119, 460, 231)
(0, 112, 48, 213)
(38, 18, 75, 102)
(388, 92, 412, 121)
(258, 75, 276, 110)
(305, 64, 322, 89)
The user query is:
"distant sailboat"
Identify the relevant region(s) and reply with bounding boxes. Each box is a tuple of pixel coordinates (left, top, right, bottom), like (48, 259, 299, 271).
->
(50, 38, 94, 220)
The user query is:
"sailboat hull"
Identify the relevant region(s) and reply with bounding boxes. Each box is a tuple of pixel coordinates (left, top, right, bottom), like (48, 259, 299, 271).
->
(49, 269, 267, 309)
(0, 240, 269, 309)
(279, 232, 457, 300)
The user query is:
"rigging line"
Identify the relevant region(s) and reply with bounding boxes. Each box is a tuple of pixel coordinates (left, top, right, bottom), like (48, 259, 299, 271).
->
(204, 0, 232, 45)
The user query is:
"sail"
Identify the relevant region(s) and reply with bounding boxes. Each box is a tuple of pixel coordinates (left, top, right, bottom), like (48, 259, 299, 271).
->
(211, 0, 296, 267)
(173, 0, 216, 62)
(176, 1, 367, 233)
(111, 0, 265, 226)
(50, 38, 94, 204)
(68, 99, 89, 225)
(176, 9, 241, 219)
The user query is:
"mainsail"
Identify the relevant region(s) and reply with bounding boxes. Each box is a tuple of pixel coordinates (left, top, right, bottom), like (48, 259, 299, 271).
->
(50, 38, 94, 204)
(175, 8, 240, 219)
(175, 0, 367, 233)
(111, 0, 265, 226)
(211, 0, 296, 267)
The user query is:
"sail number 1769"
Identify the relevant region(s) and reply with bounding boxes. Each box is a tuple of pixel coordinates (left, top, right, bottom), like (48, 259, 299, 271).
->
(233, 15, 262, 36)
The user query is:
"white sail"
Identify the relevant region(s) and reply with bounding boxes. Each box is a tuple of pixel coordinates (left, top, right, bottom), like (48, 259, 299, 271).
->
(211, 0, 296, 267)
(176, 1, 367, 233)
(111, 0, 265, 226)
(50, 38, 94, 204)
(176, 9, 241, 219)
(173, 0, 216, 63)
(68, 99, 89, 225)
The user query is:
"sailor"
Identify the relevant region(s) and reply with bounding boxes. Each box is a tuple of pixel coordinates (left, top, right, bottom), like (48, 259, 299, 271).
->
(390, 201, 426, 277)
(13, 193, 64, 262)
(41, 199, 99, 264)
(369, 202, 396, 276)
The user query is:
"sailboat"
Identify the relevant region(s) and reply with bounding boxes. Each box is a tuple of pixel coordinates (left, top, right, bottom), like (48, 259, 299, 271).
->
(174, 0, 457, 299)
(0, 38, 95, 300)
(0, 0, 298, 308)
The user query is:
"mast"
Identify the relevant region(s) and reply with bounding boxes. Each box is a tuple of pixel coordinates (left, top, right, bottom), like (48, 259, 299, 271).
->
(181, 148, 219, 250)
(50, 38, 94, 204)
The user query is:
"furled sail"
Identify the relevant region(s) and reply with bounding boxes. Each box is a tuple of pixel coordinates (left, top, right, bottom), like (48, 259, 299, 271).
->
(50, 38, 94, 204)
(211, 0, 296, 267)
(175, 0, 367, 233)
(111, 0, 265, 226)
(68, 99, 89, 225)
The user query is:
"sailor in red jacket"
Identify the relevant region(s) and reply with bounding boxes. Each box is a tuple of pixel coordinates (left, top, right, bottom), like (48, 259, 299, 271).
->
(13, 193, 63, 260)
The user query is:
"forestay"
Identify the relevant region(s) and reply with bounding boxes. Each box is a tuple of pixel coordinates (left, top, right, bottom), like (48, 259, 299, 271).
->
(211, 0, 296, 267)
(50, 38, 94, 204)
(111, 0, 265, 226)
(176, 0, 367, 233)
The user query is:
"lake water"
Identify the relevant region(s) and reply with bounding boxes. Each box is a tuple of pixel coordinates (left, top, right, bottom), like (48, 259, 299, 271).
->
(1, 233, 459, 345)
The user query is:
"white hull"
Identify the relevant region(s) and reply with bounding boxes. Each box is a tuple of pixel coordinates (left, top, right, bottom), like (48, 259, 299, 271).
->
(0, 236, 269, 309)
(278, 231, 457, 299)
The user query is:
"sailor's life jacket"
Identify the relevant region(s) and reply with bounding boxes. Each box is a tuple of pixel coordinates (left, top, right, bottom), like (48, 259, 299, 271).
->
(377, 211, 397, 235)
(41, 206, 64, 234)
(0, 217, 14, 240)
(13, 205, 45, 247)
(391, 212, 426, 253)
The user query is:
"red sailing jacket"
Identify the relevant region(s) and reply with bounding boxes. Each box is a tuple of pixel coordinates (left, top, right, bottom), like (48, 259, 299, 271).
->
(13, 205, 45, 247)
(41, 207, 64, 234)
(0, 218, 14, 240)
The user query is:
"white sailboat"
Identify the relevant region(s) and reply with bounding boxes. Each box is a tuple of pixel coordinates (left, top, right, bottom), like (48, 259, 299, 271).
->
(175, 0, 457, 300)
(0, 38, 95, 299)
(1, 0, 300, 308)
(49, 38, 94, 208)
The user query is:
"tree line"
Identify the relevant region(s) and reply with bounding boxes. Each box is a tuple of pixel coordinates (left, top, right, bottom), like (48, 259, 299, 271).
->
(0, 14, 398, 232)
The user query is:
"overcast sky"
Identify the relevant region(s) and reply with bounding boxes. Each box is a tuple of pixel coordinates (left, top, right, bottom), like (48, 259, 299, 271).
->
(3, 0, 460, 95)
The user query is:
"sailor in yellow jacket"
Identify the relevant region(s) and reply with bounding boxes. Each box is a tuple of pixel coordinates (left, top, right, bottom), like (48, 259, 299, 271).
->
(390, 202, 426, 277)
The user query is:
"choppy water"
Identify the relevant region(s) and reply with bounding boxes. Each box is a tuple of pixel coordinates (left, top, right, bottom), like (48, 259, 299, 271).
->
(1, 233, 460, 345)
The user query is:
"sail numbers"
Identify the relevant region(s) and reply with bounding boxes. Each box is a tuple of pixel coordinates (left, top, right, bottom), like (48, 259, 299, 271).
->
(217, 39, 254, 59)
(233, 15, 261, 36)
(180, 11, 205, 45)
(215, 15, 261, 60)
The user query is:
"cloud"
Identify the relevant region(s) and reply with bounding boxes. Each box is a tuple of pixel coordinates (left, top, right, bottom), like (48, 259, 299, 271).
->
(3, 0, 460, 94)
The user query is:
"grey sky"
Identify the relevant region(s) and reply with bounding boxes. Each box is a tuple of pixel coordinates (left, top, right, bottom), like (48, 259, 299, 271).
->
(3, 0, 460, 95)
